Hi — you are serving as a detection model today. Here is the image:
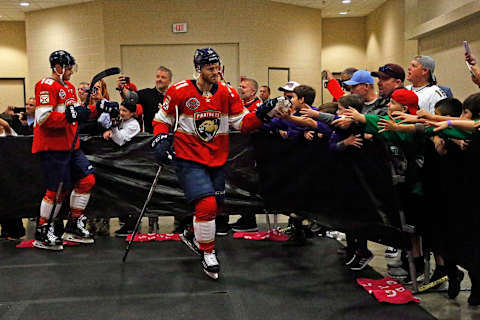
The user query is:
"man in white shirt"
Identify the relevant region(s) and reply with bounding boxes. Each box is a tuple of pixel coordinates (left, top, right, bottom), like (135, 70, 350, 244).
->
(405, 55, 447, 114)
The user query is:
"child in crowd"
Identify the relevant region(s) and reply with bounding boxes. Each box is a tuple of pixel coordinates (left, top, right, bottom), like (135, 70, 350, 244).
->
(326, 94, 388, 271)
(101, 91, 141, 237)
(102, 91, 141, 146)
(356, 92, 479, 305)
(264, 85, 324, 141)
(302, 102, 338, 140)
(345, 89, 427, 281)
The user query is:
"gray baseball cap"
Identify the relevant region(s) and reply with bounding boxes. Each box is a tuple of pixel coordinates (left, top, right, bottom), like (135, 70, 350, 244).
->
(414, 55, 436, 83)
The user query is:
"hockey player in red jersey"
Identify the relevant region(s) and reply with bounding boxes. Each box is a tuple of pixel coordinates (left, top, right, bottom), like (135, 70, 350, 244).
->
(151, 47, 288, 279)
(33, 50, 95, 250)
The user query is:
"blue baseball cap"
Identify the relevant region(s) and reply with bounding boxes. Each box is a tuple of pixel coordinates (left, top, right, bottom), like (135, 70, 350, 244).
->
(343, 70, 374, 85)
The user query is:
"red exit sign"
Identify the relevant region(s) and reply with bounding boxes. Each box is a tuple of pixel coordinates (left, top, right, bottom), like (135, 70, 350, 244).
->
(173, 23, 187, 33)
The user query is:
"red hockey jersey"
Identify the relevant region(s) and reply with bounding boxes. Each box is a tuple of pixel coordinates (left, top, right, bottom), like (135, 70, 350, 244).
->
(32, 77, 79, 153)
(153, 80, 263, 167)
(244, 97, 262, 112)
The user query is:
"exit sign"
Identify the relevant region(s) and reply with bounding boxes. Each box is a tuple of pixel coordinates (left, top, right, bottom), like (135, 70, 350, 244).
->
(173, 23, 187, 33)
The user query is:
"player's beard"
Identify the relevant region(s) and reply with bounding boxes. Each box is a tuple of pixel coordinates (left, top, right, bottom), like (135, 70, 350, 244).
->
(201, 73, 218, 86)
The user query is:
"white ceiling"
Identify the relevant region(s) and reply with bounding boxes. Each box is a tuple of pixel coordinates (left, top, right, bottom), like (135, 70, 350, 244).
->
(0, 0, 386, 21)
(271, 0, 387, 17)
(0, 0, 91, 20)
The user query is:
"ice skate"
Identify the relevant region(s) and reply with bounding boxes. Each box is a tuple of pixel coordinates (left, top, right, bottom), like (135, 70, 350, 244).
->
(202, 250, 220, 280)
(62, 215, 94, 244)
(34, 223, 63, 251)
(179, 227, 201, 256)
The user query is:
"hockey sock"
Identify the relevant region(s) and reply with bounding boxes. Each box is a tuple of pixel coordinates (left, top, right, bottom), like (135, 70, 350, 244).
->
(39, 190, 66, 225)
(70, 174, 95, 218)
(194, 196, 217, 253)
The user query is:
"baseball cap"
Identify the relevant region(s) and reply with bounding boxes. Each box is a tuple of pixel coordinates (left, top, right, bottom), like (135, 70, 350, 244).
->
(391, 89, 419, 115)
(414, 55, 436, 83)
(121, 90, 139, 113)
(371, 63, 405, 82)
(278, 81, 300, 92)
(343, 70, 374, 86)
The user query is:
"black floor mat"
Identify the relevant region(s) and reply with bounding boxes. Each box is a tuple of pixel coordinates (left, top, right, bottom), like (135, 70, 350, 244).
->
(0, 236, 435, 320)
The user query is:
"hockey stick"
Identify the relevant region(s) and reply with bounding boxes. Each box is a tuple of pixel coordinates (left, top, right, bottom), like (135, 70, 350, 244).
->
(219, 65, 234, 98)
(122, 165, 163, 262)
(123, 106, 179, 262)
(417, 275, 448, 293)
(42, 67, 121, 241)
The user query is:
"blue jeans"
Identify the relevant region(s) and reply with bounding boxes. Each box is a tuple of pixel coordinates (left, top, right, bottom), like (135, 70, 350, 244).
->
(175, 158, 225, 205)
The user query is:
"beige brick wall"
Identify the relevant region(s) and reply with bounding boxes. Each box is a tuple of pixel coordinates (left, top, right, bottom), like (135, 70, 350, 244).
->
(365, 0, 405, 71)
(321, 17, 366, 102)
(0, 21, 27, 78)
(25, 1, 106, 97)
(101, 0, 323, 104)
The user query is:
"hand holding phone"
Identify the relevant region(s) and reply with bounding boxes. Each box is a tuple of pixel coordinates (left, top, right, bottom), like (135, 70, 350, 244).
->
(464, 40, 471, 55)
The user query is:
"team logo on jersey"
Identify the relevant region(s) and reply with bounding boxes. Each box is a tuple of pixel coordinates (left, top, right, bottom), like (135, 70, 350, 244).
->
(59, 89, 66, 99)
(65, 97, 76, 107)
(162, 96, 171, 111)
(186, 98, 200, 111)
(39, 91, 49, 104)
(194, 110, 221, 142)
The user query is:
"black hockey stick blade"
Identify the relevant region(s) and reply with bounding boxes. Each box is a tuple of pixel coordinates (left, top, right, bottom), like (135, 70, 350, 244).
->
(90, 67, 121, 88)
(84, 67, 121, 107)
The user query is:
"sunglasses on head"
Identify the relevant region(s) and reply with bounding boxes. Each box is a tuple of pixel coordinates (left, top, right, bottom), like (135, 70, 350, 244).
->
(379, 65, 393, 73)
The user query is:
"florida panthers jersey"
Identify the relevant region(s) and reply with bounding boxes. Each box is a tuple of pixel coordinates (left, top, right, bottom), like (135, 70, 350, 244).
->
(244, 97, 263, 112)
(153, 79, 263, 167)
(33, 77, 78, 153)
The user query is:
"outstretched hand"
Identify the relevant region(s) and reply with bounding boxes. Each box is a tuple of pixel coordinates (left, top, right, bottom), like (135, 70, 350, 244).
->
(343, 107, 362, 122)
(343, 134, 363, 148)
(391, 111, 421, 124)
(378, 113, 398, 133)
(416, 109, 434, 120)
(331, 116, 353, 129)
(425, 120, 448, 132)
(300, 108, 319, 119)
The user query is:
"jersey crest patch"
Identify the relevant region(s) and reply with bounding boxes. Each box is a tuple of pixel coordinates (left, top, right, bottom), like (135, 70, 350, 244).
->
(39, 91, 49, 104)
(59, 89, 66, 99)
(162, 96, 171, 111)
(194, 110, 221, 142)
(186, 98, 200, 111)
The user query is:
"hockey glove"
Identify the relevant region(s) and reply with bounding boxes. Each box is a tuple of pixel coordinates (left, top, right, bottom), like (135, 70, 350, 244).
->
(255, 97, 291, 122)
(97, 100, 120, 119)
(65, 104, 91, 123)
(151, 133, 174, 165)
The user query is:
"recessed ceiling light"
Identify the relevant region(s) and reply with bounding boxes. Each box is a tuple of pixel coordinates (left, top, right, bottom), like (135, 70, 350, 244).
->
(339, 11, 348, 15)
(342, 0, 351, 3)
(20, 2, 30, 6)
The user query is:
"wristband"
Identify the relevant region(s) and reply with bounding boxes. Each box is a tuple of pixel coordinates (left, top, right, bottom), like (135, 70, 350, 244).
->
(447, 120, 452, 128)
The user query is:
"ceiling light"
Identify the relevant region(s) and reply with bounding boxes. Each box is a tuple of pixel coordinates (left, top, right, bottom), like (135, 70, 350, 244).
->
(342, 0, 351, 3)
(339, 11, 348, 15)
(20, 2, 30, 6)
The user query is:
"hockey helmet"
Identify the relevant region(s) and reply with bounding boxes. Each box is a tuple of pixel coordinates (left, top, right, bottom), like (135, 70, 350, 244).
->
(49, 50, 76, 70)
(194, 48, 221, 72)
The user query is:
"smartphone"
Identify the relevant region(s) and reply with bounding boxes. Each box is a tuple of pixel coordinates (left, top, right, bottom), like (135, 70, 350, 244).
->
(13, 107, 26, 114)
(124, 76, 130, 84)
(464, 40, 471, 55)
